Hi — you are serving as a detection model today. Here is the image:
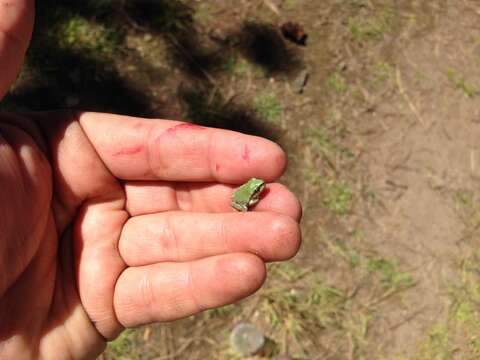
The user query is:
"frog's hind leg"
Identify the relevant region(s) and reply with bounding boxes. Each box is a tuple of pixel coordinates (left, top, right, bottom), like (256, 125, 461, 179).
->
(249, 197, 261, 206)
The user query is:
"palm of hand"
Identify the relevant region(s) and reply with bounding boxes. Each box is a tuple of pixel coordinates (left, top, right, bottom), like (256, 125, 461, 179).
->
(0, 112, 301, 359)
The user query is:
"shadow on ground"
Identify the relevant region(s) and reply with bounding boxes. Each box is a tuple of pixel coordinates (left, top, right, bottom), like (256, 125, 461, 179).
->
(3, 0, 304, 138)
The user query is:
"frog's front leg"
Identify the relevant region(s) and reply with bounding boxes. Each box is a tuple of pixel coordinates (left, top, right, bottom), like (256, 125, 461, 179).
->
(232, 202, 249, 212)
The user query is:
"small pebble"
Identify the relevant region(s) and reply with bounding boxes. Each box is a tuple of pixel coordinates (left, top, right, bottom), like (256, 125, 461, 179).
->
(292, 68, 310, 94)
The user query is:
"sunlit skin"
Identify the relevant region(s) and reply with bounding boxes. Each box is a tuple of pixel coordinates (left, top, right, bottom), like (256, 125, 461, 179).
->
(0, 1, 302, 359)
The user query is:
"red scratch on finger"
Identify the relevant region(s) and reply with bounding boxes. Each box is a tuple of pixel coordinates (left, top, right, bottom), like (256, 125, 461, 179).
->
(242, 145, 250, 162)
(215, 163, 221, 172)
(164, 123, 206, 136)
(113, 145, 144, 157)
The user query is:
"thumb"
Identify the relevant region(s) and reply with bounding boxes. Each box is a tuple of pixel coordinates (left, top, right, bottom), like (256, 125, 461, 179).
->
(0, 0, 35, 100)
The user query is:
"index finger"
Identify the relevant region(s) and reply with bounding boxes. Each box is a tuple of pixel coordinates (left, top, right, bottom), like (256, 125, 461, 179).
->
(79, 112, 287, 183)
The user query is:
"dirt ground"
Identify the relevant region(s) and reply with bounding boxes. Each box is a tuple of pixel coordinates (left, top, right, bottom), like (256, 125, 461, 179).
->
(3, 0, 480, 359)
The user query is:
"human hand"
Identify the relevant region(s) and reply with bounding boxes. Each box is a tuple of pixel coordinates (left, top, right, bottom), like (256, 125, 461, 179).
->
(0, 2, 302, 359)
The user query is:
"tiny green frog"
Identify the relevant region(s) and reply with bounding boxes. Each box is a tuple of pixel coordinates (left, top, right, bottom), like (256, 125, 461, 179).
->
(231, 178, 266, 212)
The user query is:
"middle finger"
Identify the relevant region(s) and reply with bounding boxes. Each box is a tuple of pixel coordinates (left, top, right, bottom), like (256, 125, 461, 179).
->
(124, 181, 302, 221)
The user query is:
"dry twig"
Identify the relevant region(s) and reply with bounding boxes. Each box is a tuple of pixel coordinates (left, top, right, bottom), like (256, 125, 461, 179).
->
(396, 67, 424, 124)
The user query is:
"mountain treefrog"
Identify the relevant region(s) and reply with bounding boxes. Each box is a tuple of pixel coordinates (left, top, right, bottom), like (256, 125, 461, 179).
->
(231, 178, 266, 212)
